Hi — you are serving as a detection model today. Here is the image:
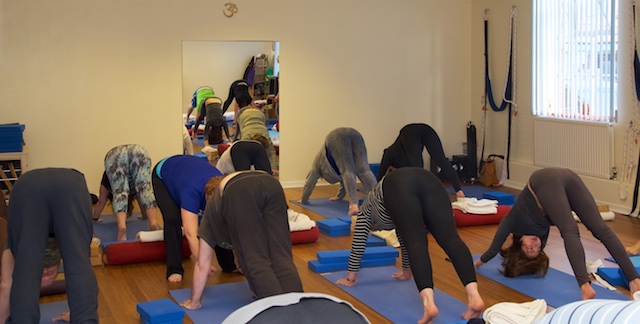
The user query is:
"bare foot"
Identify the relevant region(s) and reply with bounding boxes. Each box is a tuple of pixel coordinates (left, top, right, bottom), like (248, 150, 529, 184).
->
(462, 295, 484, 319)
(168, 273, 183, 283)
(418, 288, 439, 324)
(117, 228, 127, 241)
(462, 282, 484, 319)
(580, 282, 596, 300)
(626, 240, 640, 255)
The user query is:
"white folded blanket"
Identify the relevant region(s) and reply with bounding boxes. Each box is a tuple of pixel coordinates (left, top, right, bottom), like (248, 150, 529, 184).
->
(452, 197, 498, 214)
(572, 211, 615, 222)
(136, 230, 164, 243)
(287, 209, 316, 232)
(483, 299, 547, 324)
(371, 230, 400, 248)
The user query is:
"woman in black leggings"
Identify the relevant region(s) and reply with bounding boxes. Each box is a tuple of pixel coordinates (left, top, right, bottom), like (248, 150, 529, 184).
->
(215, 139, 272, 175)
(337, 168, 484, 323)
(378, 123, 465, 198)
(222, 79, 253, 126)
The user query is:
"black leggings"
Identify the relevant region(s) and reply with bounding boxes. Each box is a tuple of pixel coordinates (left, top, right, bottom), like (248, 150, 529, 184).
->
(398, 123, 462, 191)
(383, 168, 476, 291)
(230, 141, 273, 174)
(223, 80, 251, 113)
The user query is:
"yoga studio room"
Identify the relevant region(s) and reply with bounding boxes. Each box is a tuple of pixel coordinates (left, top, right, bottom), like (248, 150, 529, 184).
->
(2, 0, 640, 323)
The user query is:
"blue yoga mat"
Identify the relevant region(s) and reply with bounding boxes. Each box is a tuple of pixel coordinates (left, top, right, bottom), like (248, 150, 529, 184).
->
(289, 198, 351, 219)
(474, 254, 627, 307)
(322, 266, 469, 324)
(605, 255, 640, 266)
(446, 185, 494, 199)
(169, 281, 254, 323)
(290, 197, 365, 220)
(39, 301, 68, 324)
(93, 214, 150, 245)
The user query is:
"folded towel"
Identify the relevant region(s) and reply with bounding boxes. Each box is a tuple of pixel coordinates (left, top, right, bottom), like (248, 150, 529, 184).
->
(452, 198, 498, 214)
(483, 299, 547, 324)
(371, 230, 400, 248)
(136, 230, 164, 243)
(287, 209, 316, 232)
(572, 211, 615, 222)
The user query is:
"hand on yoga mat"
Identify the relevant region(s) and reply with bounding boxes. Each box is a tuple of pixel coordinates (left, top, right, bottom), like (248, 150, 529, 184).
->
(473, 259, 483, 268)
(336, 272, 358, 287)
(391, 268, 412, 281)
(51, 311, 70, 322)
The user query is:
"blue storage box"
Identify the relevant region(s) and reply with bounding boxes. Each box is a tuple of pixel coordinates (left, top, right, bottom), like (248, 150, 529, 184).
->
(482, 191, 516, 205)
(137, 298, 184, 324)
(0, 124, 25, 152)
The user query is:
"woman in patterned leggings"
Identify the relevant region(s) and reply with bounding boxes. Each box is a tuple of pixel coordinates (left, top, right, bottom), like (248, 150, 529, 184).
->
(93, 144, 160, 241)
(337, 168, 484, 323)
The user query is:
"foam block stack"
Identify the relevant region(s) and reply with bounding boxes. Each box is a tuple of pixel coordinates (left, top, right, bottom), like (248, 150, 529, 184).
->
(308, 246, 399, 273)
(137, 298, 185, 324)
(317, 218, 351, 237)
(482, 191, 516, 205)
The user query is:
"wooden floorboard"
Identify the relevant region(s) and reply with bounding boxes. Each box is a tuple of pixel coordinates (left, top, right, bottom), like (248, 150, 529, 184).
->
(39, 182, 640, 323)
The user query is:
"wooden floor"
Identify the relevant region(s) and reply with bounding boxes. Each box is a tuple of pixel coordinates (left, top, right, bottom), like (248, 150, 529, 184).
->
(40, 182, 640, 323)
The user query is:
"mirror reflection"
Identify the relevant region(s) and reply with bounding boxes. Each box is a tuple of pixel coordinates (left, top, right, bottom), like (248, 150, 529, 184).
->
(181, 41, 280, 172)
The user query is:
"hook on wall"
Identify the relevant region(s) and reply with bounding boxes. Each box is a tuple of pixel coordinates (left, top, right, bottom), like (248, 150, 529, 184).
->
(223, 3, 238, 18)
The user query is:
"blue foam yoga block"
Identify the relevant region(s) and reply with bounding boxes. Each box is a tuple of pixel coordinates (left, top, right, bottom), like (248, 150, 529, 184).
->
(317, 246, 399, 264)
(369, 163, 381, 176)
(482, 191, 516, 205)
(596, 267, 626, 287)
(137, 298, 184, 324)
(319, 227, 351, 237)
(366, 235, 387, 247)
(337, 216, 352, 224)
(308, 257, 397, 273)
(317, 219, 350, 236)
(617, 266, 640, 288)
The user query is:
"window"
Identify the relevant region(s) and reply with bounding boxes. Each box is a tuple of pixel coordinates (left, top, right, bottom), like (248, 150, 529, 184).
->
(533, 0, 619, 122)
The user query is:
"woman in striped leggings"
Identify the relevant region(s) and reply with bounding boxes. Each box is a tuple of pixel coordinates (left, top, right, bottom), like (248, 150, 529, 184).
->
(337, 168, 484, 323)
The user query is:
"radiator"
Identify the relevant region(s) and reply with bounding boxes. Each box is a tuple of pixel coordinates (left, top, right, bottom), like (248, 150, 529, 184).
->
(534, 118, 613, 179)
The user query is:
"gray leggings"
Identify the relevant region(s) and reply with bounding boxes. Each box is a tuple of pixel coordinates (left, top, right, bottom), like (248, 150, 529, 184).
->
(325, 128, 377, 205)
(531, 168, 640, 285)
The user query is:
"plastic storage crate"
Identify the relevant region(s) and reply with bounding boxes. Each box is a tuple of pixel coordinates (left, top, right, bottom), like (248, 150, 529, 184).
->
(0, 124, 25, 152)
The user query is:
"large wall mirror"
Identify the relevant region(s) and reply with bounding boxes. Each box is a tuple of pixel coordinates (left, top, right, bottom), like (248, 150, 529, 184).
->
(182, 40, 280, 156)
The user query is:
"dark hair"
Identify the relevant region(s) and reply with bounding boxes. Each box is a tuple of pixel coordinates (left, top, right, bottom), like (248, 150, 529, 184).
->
(236, 92, 253, 108)
(500, 234, 549, 278)
(208, 125, 224, 145)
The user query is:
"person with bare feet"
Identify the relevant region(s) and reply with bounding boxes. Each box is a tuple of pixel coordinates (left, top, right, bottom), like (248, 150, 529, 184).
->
(378, 123, 466, 198)
(475, 168, 640, 300)
(300, 127, 378, 216)
(180, 171, 303, 310)
(93, 144, 161, 241)
(152, 155, 225, 282)
(336, 168, 484, 322)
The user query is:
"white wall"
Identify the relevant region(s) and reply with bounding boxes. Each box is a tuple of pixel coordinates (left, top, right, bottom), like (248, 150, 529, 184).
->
(0, 0, 473, 194)
(471, 0, 640, 214)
